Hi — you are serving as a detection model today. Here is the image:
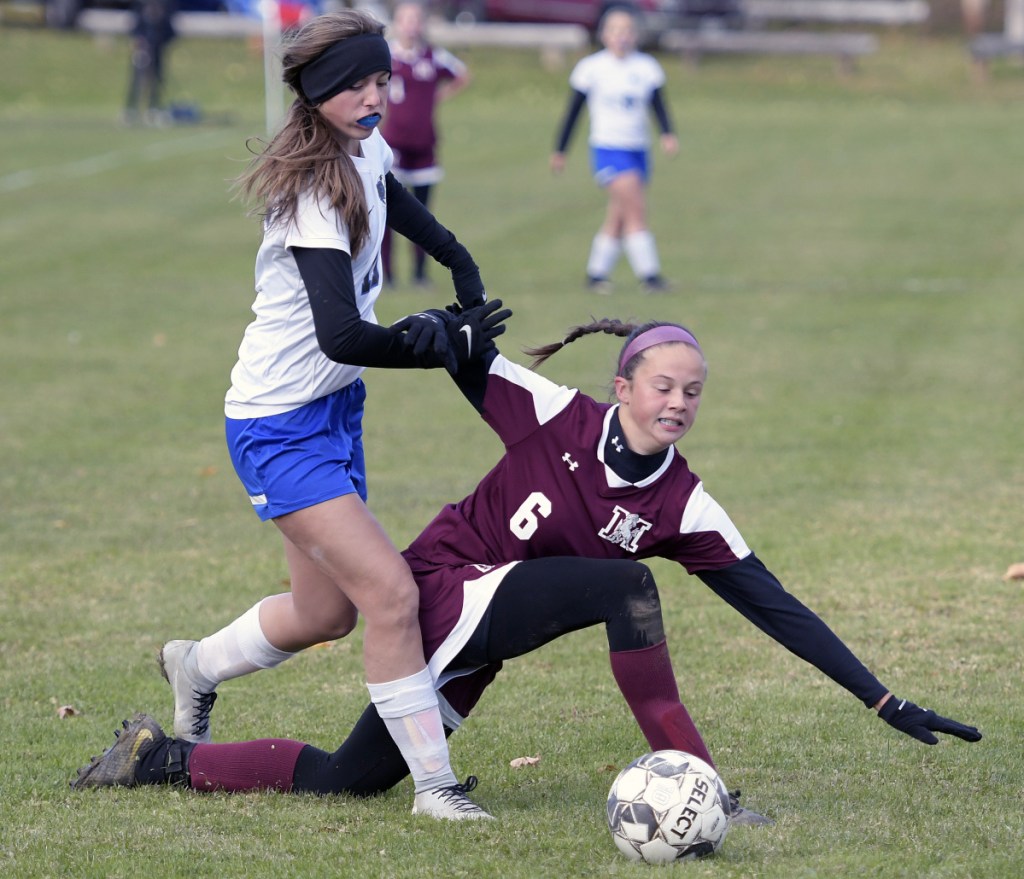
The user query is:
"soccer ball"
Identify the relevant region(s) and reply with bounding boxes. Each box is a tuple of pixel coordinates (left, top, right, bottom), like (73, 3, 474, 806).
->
(606, 750, 730, 864)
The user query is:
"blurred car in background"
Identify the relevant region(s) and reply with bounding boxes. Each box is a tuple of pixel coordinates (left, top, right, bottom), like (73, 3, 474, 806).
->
(432, 0, 746, 41)
(35, 0, 743, 38)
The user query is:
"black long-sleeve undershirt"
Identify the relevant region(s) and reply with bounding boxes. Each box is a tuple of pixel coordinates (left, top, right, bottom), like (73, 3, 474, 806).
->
(697, 554, 888, 708)
(292, 170, 489, 368)
(447, 345, 495, 413)
(293, 246, 427, 369)
(553, 86, 674, 154)
(384, 173, 485, 308)
(553, 89, 587, 154)
(650, 87, 673, 136)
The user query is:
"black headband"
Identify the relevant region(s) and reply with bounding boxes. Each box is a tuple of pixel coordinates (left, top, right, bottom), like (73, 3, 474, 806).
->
(299, 33, 391, 105)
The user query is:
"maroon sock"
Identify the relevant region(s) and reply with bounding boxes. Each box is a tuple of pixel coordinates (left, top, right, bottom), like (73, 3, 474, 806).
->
(188, 739, 307, 793)
(609, 641, 716, 768)
(659, 703, 716, 769)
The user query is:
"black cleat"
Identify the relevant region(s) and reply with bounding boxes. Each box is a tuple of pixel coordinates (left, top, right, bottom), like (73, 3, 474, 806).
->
(641, 275, 672, 294)
(728, 789, 774, 826)
(71, 713, 165, 789)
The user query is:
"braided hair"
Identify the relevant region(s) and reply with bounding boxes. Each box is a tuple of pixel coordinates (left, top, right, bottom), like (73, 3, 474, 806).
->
(524, 319, 703, 380)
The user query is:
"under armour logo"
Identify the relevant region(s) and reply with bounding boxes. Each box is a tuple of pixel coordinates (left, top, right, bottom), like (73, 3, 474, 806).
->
(562, 452, 578, 471)
(611, 435, 624, 453)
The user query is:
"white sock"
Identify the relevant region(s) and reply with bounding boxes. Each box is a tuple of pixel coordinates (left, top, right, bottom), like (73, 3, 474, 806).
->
(367, 667, 456, 793)
(194, 599, 295, 687)
(586, 233, 621, 279)
(623, 230, 661, 279)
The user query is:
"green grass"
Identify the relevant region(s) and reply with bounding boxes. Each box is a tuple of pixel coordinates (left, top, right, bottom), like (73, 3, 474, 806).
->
(2, 24, 1023, 879)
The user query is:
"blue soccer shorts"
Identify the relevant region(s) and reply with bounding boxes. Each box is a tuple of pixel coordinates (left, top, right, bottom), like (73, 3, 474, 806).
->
(591, 147, 649, 187)
(225, 379, 368, 521)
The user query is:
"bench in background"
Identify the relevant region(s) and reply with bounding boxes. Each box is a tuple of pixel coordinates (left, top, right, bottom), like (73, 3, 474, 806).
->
(661, 28, 880, 75)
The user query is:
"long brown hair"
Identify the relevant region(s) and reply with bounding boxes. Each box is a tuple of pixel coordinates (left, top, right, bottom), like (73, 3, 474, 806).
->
(524, 318, 703, 379)
(234, 10, 385, 255)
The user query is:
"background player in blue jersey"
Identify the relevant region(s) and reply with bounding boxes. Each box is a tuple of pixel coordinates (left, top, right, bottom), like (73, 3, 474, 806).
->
(151, 9, 510, 821)
(550, 6, 678, 293)
(74, 317, 980, 822)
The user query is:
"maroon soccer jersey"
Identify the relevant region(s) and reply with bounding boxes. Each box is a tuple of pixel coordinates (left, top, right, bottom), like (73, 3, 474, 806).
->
(382, 43, 464, 157)
(405, 356, 889, 722)
(405, 356, 750, 574)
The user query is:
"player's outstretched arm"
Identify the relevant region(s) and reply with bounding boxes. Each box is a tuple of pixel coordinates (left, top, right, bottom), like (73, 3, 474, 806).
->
(876, 694, 982, 745)
(383, 173, 486, 308)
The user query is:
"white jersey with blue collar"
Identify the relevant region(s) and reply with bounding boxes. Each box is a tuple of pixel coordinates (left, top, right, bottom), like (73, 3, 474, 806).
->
(225, 129, 393, 419)
(569, 49, 666, 150)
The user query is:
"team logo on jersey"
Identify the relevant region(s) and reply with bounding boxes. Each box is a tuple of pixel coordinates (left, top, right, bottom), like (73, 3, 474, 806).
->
(376, 175, 386, 204)
(413, 58, 436, 81)
(599, 505, 653, 553)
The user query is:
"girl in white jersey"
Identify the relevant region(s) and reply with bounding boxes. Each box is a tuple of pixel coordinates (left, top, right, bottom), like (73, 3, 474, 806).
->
(551, 6, 679, 293)
(75, 320, 980, 826)
(151, 10, 511, 821)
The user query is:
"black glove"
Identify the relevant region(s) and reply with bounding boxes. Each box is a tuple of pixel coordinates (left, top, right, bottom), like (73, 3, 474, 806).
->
(389, 311, 456, 372)
(878, 696, 982, 745)
(444, 299, 512, 369)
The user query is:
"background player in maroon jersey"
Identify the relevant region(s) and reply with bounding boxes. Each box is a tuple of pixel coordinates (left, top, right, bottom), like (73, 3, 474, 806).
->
(73, 319, 981, 821)
(381, 2, 471, 288)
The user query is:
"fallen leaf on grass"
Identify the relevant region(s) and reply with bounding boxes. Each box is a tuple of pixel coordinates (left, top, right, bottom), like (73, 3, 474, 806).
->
(1004, 563, 1024, 581)
(509, 755, 541, 769)
(57, 704, 79, 718)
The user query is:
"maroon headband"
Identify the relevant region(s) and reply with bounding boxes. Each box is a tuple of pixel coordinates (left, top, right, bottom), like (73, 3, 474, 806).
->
(618, 325, 702, 374)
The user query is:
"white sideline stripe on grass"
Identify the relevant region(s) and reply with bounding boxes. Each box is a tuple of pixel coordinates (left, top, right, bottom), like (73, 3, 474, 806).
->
(0, 130, 234, 193)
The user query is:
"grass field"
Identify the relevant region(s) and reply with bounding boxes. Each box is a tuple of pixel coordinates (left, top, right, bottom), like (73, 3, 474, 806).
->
(2, 22, 1023, 879)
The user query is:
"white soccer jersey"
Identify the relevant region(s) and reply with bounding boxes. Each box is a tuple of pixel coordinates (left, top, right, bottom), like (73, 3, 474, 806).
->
(224, 130, 393, 418)
(568, 49, 666, 150)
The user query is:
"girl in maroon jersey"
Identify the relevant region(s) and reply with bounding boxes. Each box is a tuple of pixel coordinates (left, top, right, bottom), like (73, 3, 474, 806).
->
(381, 2, 471, 287)
(73, 320, 981, 822)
